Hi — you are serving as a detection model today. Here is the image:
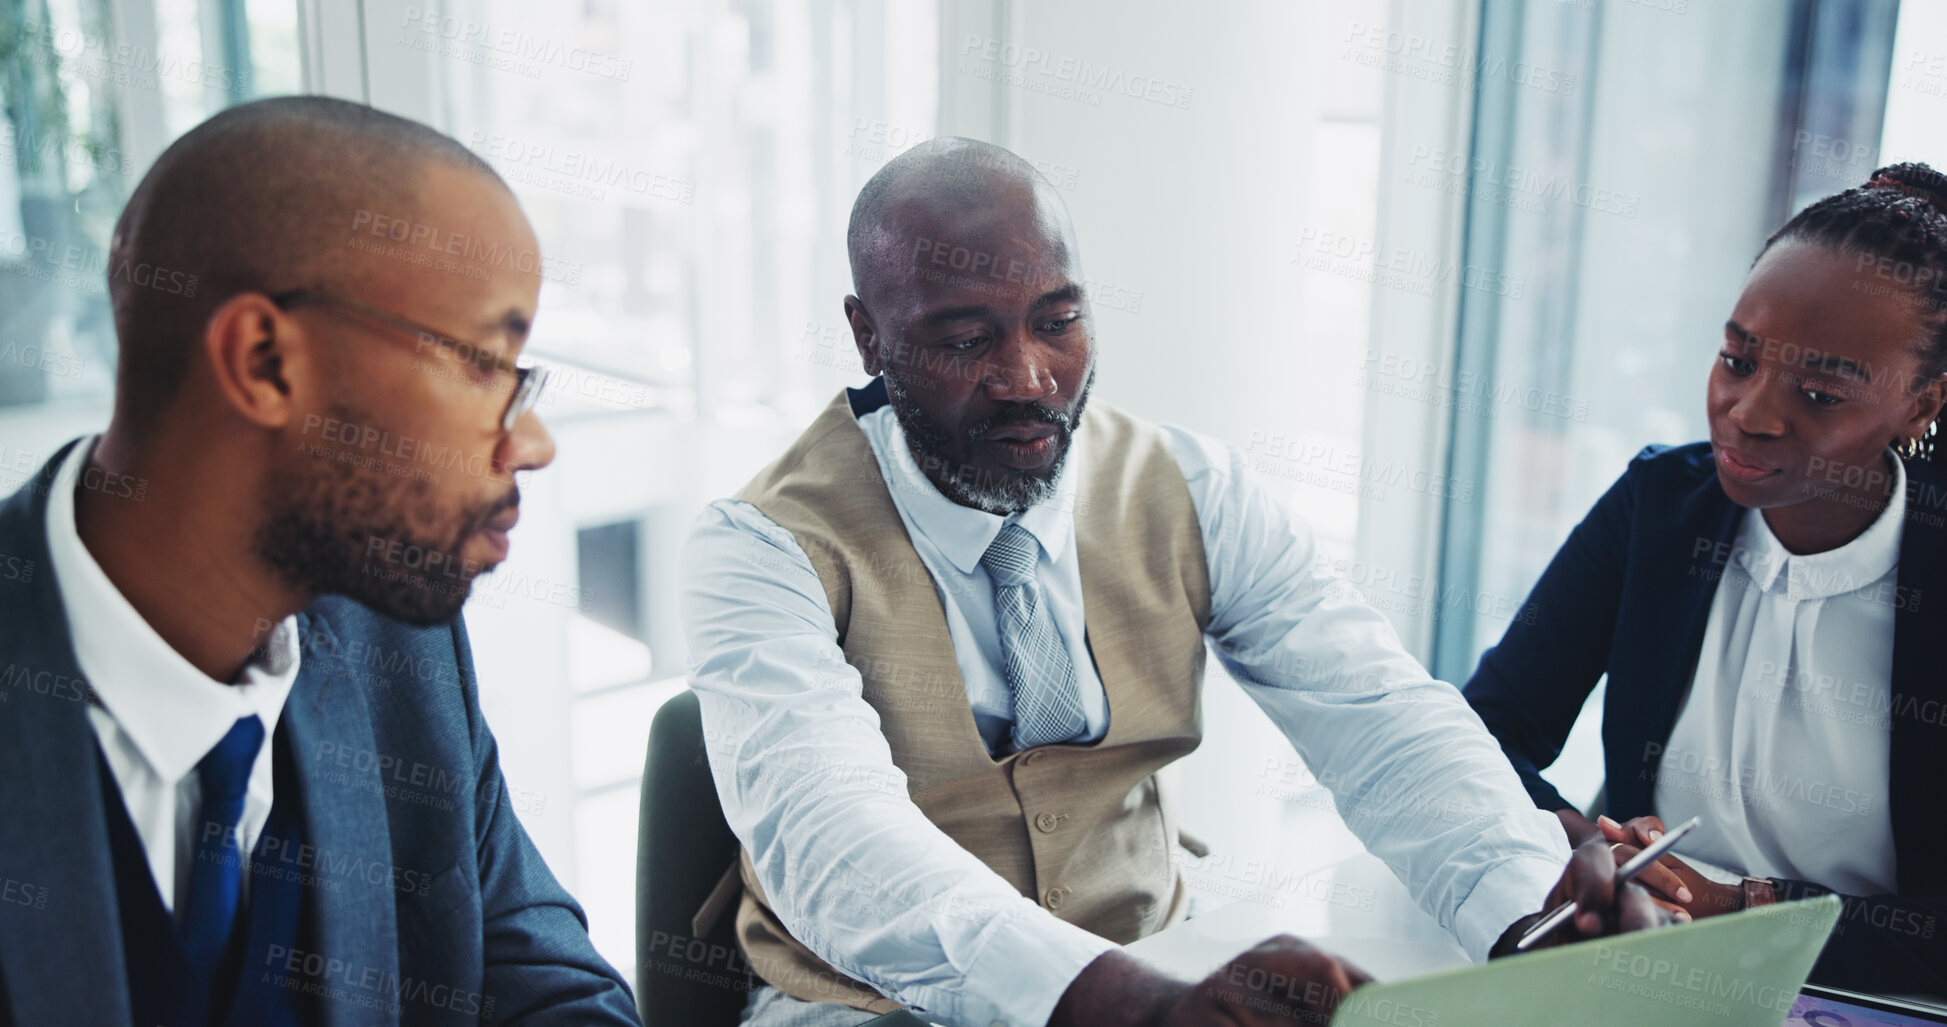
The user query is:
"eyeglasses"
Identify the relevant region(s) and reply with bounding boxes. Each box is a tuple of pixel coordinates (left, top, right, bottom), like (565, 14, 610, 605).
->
(269, 289, 550, 433)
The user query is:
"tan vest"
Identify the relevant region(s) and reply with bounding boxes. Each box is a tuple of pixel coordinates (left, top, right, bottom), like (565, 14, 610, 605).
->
(724, 388, 1211, 1013)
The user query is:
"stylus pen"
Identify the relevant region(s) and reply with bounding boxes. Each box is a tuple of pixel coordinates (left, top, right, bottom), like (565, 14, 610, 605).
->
(1514, 815, 1704, 952)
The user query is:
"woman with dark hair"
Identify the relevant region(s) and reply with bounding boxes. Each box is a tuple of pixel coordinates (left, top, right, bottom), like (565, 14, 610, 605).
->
(1465, 163, 1947, 997)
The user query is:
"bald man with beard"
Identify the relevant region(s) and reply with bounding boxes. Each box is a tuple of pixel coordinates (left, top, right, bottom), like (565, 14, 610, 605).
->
(683, 138, 1673, 1027)
(0, 97, 638, 1025)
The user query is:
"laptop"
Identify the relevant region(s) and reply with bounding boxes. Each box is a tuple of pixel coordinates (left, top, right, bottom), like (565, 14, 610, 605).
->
(1327, 895, 1841, 1026)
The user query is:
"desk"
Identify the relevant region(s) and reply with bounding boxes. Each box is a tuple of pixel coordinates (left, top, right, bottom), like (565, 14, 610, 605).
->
(1129, 850, 1470, 982)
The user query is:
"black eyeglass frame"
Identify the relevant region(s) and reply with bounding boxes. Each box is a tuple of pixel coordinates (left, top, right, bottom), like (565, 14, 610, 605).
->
(269, 288, 549, 432)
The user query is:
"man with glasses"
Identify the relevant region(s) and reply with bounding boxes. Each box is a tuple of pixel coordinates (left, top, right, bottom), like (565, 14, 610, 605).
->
(0, 96, 638, 1024)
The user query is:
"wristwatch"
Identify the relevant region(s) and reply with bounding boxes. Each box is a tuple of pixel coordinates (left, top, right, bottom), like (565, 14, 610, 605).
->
(1741, 876, 1777, 909)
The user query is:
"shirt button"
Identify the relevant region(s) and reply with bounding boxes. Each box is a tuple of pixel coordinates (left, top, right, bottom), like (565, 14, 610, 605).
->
(1034, 812, 1059, 833)
(1044, 886, 1065, 909)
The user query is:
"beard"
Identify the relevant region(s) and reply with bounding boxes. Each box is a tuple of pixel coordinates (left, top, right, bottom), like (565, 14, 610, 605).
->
(884, 364, 1095, 515)
(254, 404, 514, 626)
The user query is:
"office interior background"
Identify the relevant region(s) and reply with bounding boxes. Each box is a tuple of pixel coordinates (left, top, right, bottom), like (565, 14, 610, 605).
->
(2, 0, 1939, 980)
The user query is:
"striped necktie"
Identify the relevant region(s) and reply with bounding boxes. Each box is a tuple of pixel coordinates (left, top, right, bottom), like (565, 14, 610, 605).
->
(981, 523, 1087, 750)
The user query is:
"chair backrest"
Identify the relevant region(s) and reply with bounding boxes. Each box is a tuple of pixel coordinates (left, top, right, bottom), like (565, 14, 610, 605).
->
(636, 689, 749, 1027)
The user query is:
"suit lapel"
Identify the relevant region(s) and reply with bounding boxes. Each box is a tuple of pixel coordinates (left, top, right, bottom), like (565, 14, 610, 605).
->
(0, 440, 130, 1025)
(282, 611, 401, 1026)
(1890, 457, 1947, 896)
(1610, 461, 1739, 818)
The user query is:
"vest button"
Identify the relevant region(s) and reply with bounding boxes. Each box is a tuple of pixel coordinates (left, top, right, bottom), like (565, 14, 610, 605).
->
(1034, 812, 1059, 832)
(1020, 751, 1041, 767)
(1044, 886, 1065, 909)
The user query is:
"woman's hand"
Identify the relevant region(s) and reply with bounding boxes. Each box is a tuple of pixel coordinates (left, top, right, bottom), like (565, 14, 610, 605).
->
(1597, 815, 1740, 919)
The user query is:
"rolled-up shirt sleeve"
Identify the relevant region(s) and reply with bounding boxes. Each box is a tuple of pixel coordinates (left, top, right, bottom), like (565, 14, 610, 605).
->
(681, 499, 1113, 1027)
(1159, 426, 1571, 962)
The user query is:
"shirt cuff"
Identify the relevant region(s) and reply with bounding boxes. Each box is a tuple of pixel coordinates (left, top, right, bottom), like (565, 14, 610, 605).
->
(934, 907, 1115, 1027)
(1451, 855, 1565, 962)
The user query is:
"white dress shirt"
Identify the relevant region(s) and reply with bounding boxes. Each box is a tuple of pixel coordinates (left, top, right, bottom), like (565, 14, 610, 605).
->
(683, 404, 1570, 1027)
(45, 437, 301, 919)
(1657, 450, 1902, 896)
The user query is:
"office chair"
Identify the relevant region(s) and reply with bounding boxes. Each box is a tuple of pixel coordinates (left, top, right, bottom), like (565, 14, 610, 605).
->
(636, 689, 927, 1027)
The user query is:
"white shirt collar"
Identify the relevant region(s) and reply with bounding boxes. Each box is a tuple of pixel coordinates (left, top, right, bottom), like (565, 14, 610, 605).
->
(44, 437, 299, 783)
(1735, 448, 1905, 601)
(863, 405, 1082, 575)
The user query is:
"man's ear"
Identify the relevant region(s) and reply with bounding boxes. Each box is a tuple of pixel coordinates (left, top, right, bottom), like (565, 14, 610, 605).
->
(1902, 372, 1947, 446)
(844, 295, 884, 376)
(204, 292, 302, 428)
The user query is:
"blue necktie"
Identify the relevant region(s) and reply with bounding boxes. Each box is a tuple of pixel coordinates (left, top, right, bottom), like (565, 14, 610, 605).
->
(183, 715, 264, 981)
(982, 523, 1088, 750)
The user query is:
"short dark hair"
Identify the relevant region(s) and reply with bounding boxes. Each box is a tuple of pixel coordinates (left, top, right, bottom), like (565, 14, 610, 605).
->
(107, 95, 506, 427)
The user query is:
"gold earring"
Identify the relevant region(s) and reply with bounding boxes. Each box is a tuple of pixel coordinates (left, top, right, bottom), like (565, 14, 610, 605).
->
(1899, 436, 1921, 459)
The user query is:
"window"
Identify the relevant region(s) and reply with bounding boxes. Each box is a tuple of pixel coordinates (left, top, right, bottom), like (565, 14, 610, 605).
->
(0, 0, 297, 475)
(418, 0, 944, 975)
(1428, 0, 1903, 810)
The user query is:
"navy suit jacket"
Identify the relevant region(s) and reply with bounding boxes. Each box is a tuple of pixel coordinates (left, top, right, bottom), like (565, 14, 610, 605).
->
(1464, 442, 1947, 996)
(0, 442, 641, 1025)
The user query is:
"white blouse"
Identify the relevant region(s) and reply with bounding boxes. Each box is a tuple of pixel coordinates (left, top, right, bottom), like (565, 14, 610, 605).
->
(1655, 450, 1903, 896)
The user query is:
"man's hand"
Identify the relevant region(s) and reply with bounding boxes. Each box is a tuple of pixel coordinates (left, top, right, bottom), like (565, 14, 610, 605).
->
(1165, 935, 1374, 1025)
(1491, 835, 1675, 956)
(1051, 937, 1373, 1026)
(1598, 815, 1741, 918)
